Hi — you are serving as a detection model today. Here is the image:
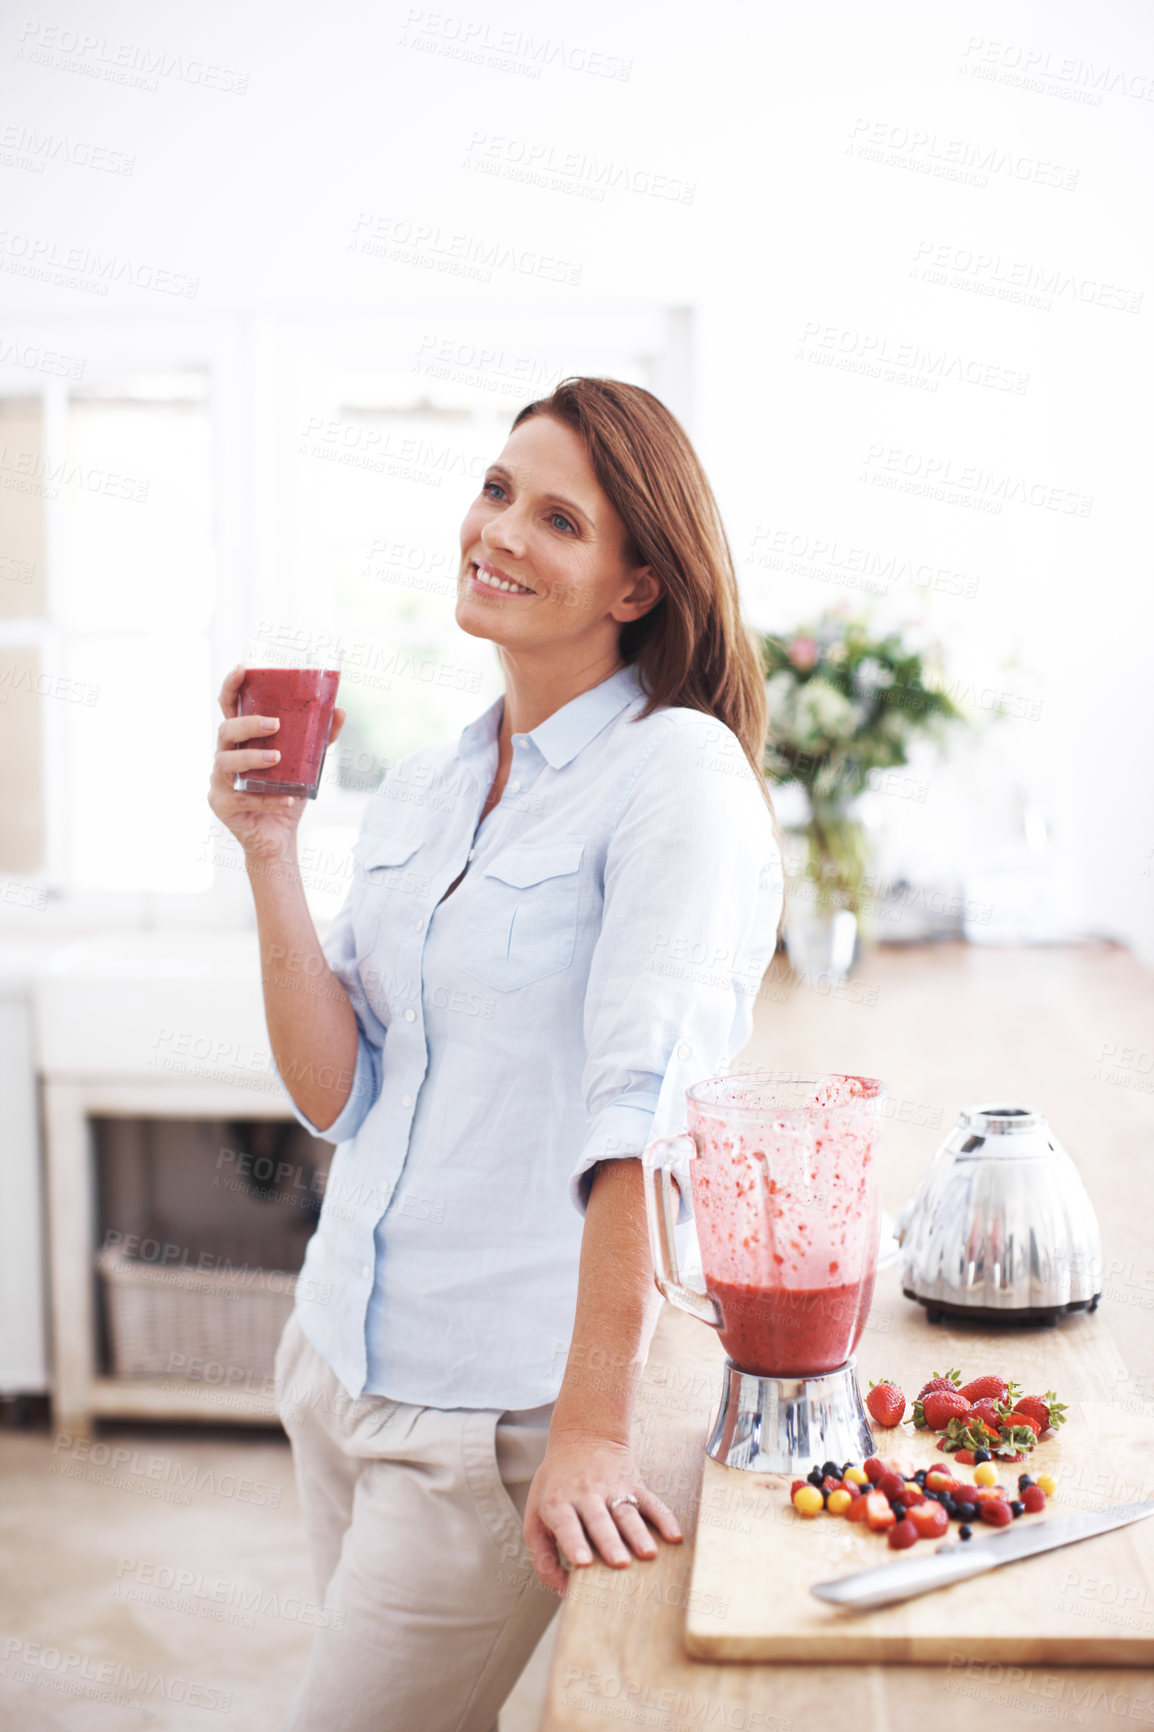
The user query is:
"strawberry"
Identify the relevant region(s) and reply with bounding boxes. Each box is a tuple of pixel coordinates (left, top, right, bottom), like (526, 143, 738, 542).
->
(1015, 1391, 1067, 1433)
(969, 1397, 1003, 1428)
(863, 1456, 885, 1484)
(915, 1368, 962, 1400)
(845, 1492, 870, 1523)
(866, 1380, 906, 1427)
(980, 1499, 1013, 1527)
(909, 1500, 949, 1540)
(992, 1423, 1040, 1458)
(958, 1375, 1019, 1405)
(877, 1472, 907, 1502)
(1000, 1410, 1042, 1438)
(917, 1389, 971, 1432)
(864, 1491, 896, 1531)
(938, 1413, 1033, 1460)
(887, 1518, 918, 1550)
(953, 1448, 976, 1466)
(1021, 1484, 1047, 1513)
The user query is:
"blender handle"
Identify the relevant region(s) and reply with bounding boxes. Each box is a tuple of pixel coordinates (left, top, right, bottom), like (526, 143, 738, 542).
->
(643, 1134, 722, 1330)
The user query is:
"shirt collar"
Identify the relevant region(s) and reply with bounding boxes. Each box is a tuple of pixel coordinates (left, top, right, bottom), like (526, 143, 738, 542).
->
(458, 663, 648, 769)
(531, 663, 648, 768)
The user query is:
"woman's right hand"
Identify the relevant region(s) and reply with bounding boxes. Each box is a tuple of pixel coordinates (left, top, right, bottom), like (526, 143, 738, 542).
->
(207, 664, 346, 863)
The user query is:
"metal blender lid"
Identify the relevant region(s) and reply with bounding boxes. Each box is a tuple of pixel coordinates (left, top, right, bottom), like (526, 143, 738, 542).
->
(960, 1103, 1045, 1135)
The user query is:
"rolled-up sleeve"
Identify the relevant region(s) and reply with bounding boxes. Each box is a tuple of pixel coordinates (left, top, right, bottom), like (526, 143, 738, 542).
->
(273, 874, 385, 1145)
(568, 712, 783, 1221)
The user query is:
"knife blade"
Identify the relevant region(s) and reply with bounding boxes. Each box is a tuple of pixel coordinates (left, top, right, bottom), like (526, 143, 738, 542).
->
(810, 1501, 1154, 1613)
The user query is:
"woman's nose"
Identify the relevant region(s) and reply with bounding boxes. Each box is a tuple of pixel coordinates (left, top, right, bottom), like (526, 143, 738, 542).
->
(482, 512, 526, 560)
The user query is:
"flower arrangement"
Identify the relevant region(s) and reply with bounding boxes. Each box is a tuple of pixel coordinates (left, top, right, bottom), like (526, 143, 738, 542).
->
(760, 610, 964, 913)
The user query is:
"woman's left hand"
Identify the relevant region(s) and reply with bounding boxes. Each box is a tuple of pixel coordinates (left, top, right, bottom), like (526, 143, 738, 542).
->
(523, 1426, 682, 1596)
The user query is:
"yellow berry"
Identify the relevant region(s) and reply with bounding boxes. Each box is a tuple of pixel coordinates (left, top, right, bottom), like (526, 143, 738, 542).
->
(793, 1484, 824, 1516)
(826, 1489, 852, 1515)
(844, 1466, 868, 1485)
(904, 1481, 921, 1499)
(974, 1461, 998, 1486)
(1036, 1473, 1057, 1497)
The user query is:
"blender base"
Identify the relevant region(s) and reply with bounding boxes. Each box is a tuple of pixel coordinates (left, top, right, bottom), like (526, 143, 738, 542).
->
(705, 1355, 875, 1474)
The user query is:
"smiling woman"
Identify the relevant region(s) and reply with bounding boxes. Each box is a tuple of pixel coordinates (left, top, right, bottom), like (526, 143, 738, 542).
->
(459, 415, 663, 665)
(206, 375, 783, 1732)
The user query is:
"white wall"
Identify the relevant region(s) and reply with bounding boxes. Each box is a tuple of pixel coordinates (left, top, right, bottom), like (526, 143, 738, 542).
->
(2, 0, 1152, 956)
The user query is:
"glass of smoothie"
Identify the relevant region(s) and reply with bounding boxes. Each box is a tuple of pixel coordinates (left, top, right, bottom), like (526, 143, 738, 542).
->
(233, 632, 342, 801)
(644, 1071, 885, 1378)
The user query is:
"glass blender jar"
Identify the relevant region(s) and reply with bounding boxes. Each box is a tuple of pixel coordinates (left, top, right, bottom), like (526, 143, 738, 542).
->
(644, 1071, 886, 1473)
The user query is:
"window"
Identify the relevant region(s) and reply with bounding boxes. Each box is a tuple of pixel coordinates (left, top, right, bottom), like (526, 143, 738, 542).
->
(0, 309, 691, 931)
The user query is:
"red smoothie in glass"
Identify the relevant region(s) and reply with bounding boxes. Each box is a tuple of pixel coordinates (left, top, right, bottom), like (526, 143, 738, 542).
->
(237, 667, 340, 797)
(710, 1268, 877, 1377)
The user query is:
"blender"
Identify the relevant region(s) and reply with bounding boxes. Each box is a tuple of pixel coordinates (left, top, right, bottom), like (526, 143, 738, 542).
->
(644, 1071, 886, 1474)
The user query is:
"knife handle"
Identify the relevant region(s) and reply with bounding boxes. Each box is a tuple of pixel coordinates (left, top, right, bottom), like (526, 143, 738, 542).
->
(810, 1543, 998, 1611)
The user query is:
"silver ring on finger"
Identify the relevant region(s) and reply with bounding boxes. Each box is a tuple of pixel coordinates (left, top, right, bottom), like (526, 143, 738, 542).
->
(608, 1493, 640, 1512)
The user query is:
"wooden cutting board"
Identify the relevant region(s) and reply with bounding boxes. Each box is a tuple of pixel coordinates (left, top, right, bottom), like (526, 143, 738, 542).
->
(685, 1271, 1154, 1663)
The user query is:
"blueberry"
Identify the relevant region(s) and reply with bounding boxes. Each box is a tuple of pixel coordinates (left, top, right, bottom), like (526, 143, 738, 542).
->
(955, 1501, 977, 1522)
(959, 1524, 973, 1541)
(1010, 1500, 1025, 1517)
(891, 1502, 905, 1521)
(914, 1470, 928, 1485)
(821, 1460, 841, 1481)
(1018, 1474, 1034, 1489)
(974, 1448, 991, 1464)
(941, 1497, 957, 1517)
(807, 1469, 824, 1487)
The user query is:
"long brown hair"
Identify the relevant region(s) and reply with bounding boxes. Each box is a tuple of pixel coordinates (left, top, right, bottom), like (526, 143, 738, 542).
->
(512, 377, 775, 822)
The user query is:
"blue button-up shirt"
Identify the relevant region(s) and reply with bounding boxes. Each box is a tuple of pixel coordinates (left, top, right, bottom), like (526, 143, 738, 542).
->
(279, 663, 783, 1408)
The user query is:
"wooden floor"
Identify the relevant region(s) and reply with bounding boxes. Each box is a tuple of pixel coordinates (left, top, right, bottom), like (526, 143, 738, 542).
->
(542, 941, 1154, 1730)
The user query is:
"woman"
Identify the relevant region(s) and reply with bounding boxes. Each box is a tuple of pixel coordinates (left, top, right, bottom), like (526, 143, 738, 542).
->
(208, 377, 782, 1731)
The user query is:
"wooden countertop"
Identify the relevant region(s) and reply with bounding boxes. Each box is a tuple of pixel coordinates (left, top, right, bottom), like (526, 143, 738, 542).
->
(540, 942, 1154, 1731)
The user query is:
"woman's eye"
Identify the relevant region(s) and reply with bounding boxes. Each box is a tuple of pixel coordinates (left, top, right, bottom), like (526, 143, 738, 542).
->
(482, 480, 506, 500)
(549, 511, 576, 534)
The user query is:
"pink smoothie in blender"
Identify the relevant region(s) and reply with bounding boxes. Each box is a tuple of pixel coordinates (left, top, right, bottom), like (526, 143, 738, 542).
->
(691, 1075, 881, 1375)
(644, 1072, 886, 1473)
(646, 1073, 884, 1377)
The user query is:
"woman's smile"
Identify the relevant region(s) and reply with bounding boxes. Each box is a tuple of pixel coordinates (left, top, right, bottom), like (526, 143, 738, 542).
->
(467, 557, 536, 597)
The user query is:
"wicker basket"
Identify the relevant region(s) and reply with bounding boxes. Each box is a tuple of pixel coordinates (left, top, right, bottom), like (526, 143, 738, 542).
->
(97, 1245, 296, 1380)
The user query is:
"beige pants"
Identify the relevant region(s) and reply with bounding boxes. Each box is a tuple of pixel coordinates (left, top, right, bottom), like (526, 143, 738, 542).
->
(274, 1310, 560, 1732)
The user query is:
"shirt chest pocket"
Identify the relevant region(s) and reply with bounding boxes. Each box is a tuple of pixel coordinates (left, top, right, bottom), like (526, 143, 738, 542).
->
(352, 836, 425, 966)
(458, 840, 584, 993)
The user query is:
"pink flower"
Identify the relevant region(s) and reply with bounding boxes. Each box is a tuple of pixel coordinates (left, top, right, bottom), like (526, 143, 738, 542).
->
(787, 636, 819, 671)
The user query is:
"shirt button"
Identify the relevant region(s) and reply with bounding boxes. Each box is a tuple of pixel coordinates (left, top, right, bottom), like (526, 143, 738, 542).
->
(402, 1093, 413, 1107)
(361, 1264, 371, 1279)
(508, 779, 521, 793)
(413, 915, 423, 931)
(467, 848, 476, 861)
(515, 736, 527, 748)
(404, 1009, 416, 1022)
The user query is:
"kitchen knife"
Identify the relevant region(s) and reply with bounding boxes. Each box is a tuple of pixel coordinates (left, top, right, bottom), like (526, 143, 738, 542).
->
(811, 1501, 1154, 1613)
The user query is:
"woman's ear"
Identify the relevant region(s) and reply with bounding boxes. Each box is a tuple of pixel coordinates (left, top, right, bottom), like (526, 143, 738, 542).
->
(612, 565, 663, 624)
